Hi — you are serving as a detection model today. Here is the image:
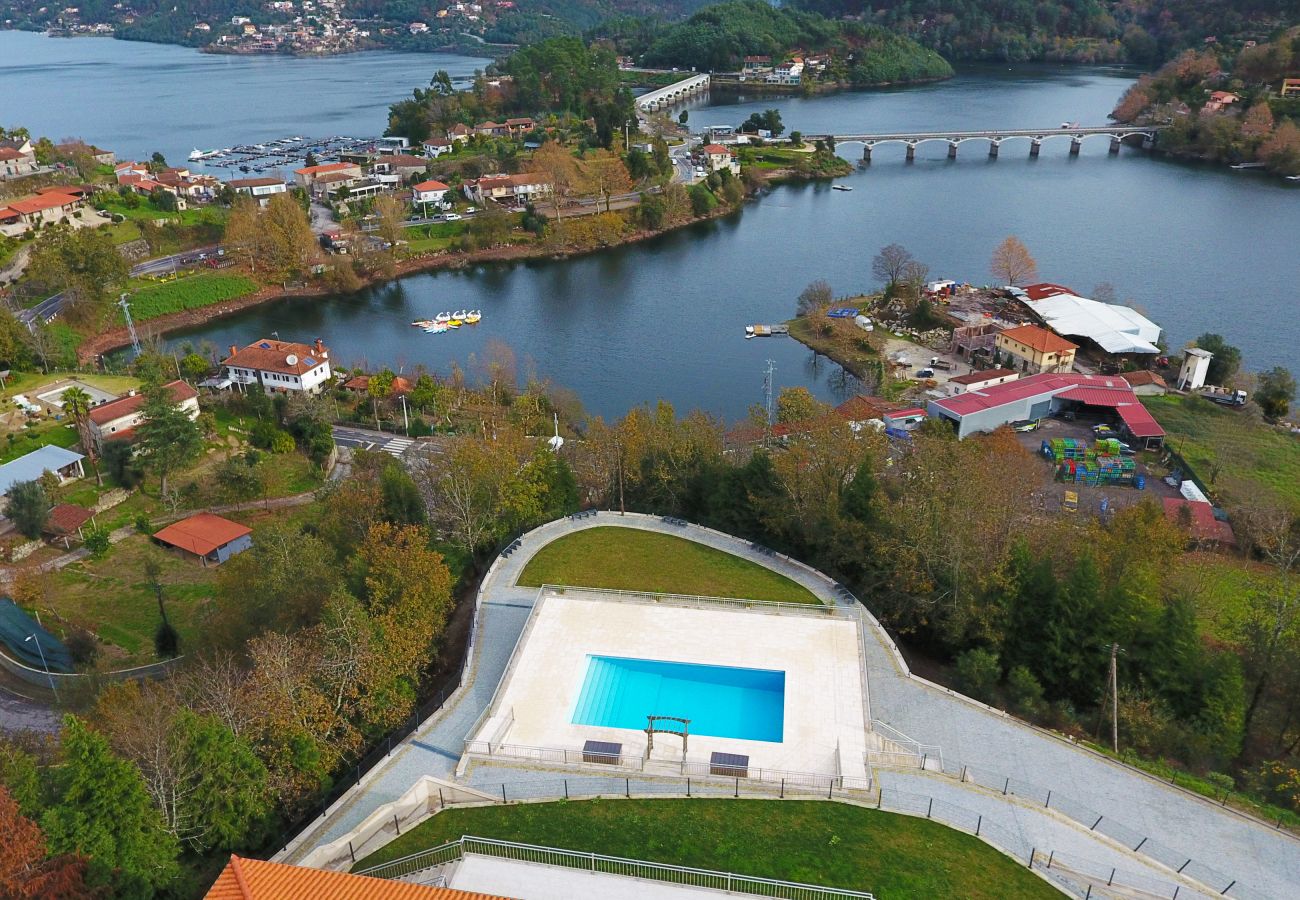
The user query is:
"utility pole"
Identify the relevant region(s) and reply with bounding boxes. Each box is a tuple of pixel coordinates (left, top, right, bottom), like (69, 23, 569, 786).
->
(118, 293, 141, 357)
(763, 359, 776, 443)
(1110, 642, 1120, 753)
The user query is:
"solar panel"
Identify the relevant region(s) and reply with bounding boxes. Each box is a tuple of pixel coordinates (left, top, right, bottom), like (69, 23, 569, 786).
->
(259, 342, 271, 349)
(302, 356, 316, 366)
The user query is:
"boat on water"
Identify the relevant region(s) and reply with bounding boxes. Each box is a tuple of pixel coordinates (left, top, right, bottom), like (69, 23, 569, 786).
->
(463, 310, 482, 324)
(1230, 162, 1266, 170)
(832, 184, 853, 191)
(422, 323, 448, 334)
(434, 311, 451, 323)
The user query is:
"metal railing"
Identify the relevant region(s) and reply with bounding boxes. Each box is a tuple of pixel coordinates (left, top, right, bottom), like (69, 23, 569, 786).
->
(537, 583, 847, 617)
(679, 760, 872, 794)
(359, 835, 878, 899)
(465, 740, 645, 771)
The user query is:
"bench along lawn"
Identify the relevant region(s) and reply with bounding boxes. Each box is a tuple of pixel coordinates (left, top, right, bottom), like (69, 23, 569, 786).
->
(355, 799, 1057, 900)
(517, 526, 820, 604)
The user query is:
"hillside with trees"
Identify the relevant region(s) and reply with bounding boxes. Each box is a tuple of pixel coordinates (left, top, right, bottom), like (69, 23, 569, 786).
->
(789, 0, 1299, 64)
(1111, 28, 1300, 174)
(603, 0, 953, 84)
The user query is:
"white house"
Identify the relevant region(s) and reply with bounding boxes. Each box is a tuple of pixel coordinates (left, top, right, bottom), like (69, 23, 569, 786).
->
(87, 379, 201, 450)
(227, 176, 288, 206)
(221, 338, 333, 394)
(464, 173, 551, 205)
(701, 144, 739, 175)
(422, 138, 454, 158)
(412, 179, 451, 210)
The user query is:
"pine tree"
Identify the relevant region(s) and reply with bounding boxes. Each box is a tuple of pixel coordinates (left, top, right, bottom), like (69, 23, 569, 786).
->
(134, 382, 203, 495)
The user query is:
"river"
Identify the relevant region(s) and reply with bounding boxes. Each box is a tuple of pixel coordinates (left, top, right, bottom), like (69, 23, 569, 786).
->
(3, 32, 1296, 420)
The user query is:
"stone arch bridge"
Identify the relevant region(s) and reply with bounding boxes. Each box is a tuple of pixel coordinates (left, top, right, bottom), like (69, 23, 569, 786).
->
(809, 125, 1161, 161)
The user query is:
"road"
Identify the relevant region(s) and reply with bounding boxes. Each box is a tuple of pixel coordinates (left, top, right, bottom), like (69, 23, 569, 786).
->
(331, 424, 415, 458)
(18, 244, 222, 327)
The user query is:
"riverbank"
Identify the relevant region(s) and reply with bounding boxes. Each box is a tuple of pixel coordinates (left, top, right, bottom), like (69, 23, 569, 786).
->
(78, 200, 745, 363)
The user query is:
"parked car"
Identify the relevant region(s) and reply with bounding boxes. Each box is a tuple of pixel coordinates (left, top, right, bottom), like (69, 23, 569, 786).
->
(1093, 424, 1116, 436)
(1011, 419, 1041, 432)
(916, 367, 936, 378)
(444, 213, 462, 221)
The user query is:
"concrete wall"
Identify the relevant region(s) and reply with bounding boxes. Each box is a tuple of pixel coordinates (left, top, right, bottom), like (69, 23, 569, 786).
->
(214, 532, 253, 564)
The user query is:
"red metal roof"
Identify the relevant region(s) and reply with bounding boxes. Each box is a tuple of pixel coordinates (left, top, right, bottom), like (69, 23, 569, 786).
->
(1162, 499, 1234, 545)
(1116, 402, 1165, 438)
(1020, 282, 1078, 300)
(948, 368, 1017, 385)
(932, 372, 1134, 417)
(1054, 386, 1137, 407)
(153, 513, 251, 558)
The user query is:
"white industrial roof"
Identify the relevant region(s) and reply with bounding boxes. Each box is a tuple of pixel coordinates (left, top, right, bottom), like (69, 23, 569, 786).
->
(1012, 291, 1162, 355)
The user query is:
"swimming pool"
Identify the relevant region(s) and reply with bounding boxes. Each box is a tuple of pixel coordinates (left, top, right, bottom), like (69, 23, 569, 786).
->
(571, 655, 785, 742)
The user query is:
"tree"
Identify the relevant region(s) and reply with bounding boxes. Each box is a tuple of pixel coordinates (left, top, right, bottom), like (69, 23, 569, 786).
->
(533, 140, 579, 224)
(367, 368, 395, 429)
(42, 716, 180, 898)
(5, 480, 48, 540)
(59, 386, 101, 486)
(1255, 367, 1295, 420)
(990, 235, 1037, 285)
(871, 243, 915, 287)
(1259, 121, 1300, 175)
(134, 382, 203, 495)
(1191, 333, 1242, 386)
(741, 109, 784, 136)
(261, 193, 318, 279)
(25, 227, 128, 318)
(373, 194, 407, 250)
(795, 279, 833, 316)
(0, 787, 92, 900)
(179, 352, 209, 382)
(580, 150, 633, 212)
(678, 110, 688, 125)
(776, 386, 825, 424)
(223, 196, 262, 273)
(1241, 103, 1275, 139)
(149, 188, 178, 213)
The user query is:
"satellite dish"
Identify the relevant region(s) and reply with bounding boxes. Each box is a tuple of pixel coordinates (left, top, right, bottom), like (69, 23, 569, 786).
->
(285, 354, 298, 366)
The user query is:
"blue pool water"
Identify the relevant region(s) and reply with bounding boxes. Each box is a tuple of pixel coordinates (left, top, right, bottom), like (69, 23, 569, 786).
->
(572, 656, 785, 742)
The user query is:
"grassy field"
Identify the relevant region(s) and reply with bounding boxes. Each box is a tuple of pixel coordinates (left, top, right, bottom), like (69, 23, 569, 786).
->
(517, 526, 820, 603)
(121, 272, 259, 322)
(1144, 394, 1300, 512)
(38, 532, 217, 666)
(404, 221, 467, 254)
(355, 800, 1056, 900)
(1, 373, 140, 462)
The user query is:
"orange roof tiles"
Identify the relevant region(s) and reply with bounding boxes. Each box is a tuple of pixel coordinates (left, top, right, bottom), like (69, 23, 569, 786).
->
(203, 855, 515, 900)
(223, 339, 328, 375)
(5, 192, 80, 215)
(998, 324, 1078, 355)
(295, 162, 359, 176)
(153, 513, 251, 558)
(89, 380, 197, 426)
(413, 179, 450, 192)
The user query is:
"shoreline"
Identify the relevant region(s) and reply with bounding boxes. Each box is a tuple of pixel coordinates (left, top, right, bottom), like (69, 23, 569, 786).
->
(79, 200, 748, 362)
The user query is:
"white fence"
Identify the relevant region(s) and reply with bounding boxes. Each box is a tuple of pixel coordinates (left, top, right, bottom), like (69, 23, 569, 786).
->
(358, 834, 877, 899)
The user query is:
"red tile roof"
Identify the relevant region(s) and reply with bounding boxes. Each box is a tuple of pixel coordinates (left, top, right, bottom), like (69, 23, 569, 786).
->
(1162, 499, 1235, 545)
(154, 513, 251, 558)
(702, 144, 731, 154)
(0, 148, 25, 161)
(45, 503, 94, 535)
(5, 192, 80, 215)
(203, 855, 513, 900)
(998, 324, 1078, 354)
(89, 380, 197, 426)
(295, 162, 358, 176)
(1122, 370, 1167, 388)
(413, 179, 450, 192)
(228, 177, 284, 188)
(223, 339, 328, 376)
(382, 154, 429, 168)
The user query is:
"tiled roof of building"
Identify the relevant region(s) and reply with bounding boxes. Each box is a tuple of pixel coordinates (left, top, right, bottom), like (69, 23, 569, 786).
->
(89, 380, 197, 426)
(1121, 370, 1167, 388)
(998, 324, 1078, 354)
(153, 513, 252, 558)
(45, 503, 94, 535)
(702, 144, 731, 154)
(0, 148, 25, 161)
(1162, 499, 1235, 545)
(203, 855, 514, 900)
(224, 339, 328, 375)
(228, 177, 284, 188)
(383, 154, 429, 168)
(295, 162, 358, 176)
(413, 179, 450, 192)
(5, 192, 81, 215)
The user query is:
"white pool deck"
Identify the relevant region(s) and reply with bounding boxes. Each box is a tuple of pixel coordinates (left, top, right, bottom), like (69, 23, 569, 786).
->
(471, 592, 871, 779)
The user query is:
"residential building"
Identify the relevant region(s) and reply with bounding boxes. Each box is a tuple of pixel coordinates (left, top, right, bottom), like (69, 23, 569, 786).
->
(1282, 78, 1300, 99)
(946, 368, 1019, 395)
(156, 167, 220, 200)
(1121, 370, 1168, 396)
(221, 337, 333, 394)
(0, 445, 85, 496)
(412, 179, 452, 208)
(474, 121, 508, 138)
(743, 55, 772, 75)
(153, 512, 252, 566)
(54, 142, 115, 165)
(928, 371, 1166, 447)
(995, 324, 1078, 373)
(203, 854, 510, 899)
(227, 176, 288, 206)
(701, 143, 739, 175)
(464, 173, 551, 205)
(1010, 282, 1162, 357)
(310, 171, 360, 199)
(87, 380, 200, 451)
(505, 117, 536, 136)
(422, 138, 454, 158)
(372, 154, 429, 180)
(0, 138, 38, 178)
(447, 123, 472, 144)
(1203, 90, 1241, 113)
(769, 58, 804, 85)
(294, 161, 363, 189)
(0, 190, 86, 237)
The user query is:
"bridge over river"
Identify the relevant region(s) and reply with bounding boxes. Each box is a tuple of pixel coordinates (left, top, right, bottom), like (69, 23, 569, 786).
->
(808, 125, 1162, 161)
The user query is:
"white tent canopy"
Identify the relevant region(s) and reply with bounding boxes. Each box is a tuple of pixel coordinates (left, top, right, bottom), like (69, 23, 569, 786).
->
(1010, 290, 1162, 354)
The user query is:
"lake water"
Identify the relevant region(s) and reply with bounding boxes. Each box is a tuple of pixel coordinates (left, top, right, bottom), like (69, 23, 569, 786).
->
(4, 32, 1296, 419)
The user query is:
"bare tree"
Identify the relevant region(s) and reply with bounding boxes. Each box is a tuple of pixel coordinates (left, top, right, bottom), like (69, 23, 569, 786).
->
(990, 236, 1038, 286)
(1092, 282, 1118, 304)
(795, 279, 833, 316)
(871, 243, 914, 287)
(902, 260, 930, 296)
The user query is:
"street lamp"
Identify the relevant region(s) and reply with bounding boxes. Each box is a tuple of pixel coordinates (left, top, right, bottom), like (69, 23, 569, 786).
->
(24, 633, 58, 701)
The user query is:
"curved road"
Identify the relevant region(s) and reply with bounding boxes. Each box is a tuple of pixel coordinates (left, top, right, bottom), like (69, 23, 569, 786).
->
(280, 513, 1299, 898)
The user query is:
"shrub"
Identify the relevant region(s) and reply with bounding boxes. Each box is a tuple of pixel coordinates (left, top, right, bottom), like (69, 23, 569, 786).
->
(1006, 665, 1045, 718)
(102, 440, 144, 488)
(955, 648, 1001, 703)
(5, 480, 49, 540)
(154, 620, 180, 659)
(65, 628, 99, 667)
(83, 525, 111, 559)
(269, 430, 296, 454)
(135, 513, 152, 533)
(408, 417, 433, 437)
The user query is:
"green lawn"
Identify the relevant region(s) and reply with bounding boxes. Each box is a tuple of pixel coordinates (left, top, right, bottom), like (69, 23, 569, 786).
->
(355, 800, 1056, 900)
(121, 272, 259, 322)
(1144, 394, 1300, 512)
(517, 526, 820, 603)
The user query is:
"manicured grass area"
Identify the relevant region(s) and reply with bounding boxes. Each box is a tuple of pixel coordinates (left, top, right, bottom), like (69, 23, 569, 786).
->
(96, 196, 226, 228)
(1144, 394, 1300, 512)
(121, 272, 258, 322)
(38, 532, 216, 666)
(355, 800, 1056, 900)
(0, 421, 79, 463)
(404, 221, 467, 254)
(517, 526, 820, 603)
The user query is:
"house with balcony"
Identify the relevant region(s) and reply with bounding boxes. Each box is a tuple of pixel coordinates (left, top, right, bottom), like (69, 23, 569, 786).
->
(220, 338, 333, 394)
(994, 324, 1078, 374)
(227, 176, 288, 206)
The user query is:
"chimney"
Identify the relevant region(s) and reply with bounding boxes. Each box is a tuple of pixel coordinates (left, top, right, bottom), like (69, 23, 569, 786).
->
(314, 338, 324, 355)
(229, 345, 238, 358)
